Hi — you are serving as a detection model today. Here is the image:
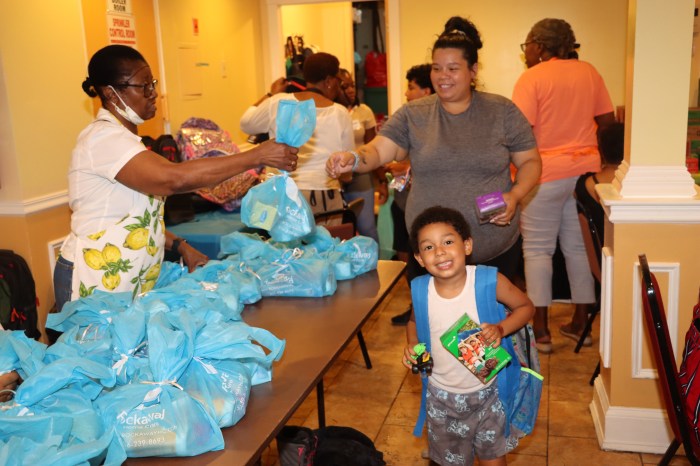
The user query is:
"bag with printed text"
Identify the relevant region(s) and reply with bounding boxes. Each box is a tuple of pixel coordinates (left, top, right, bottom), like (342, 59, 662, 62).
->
(256, 248, 336, 298)
(96, 311, 223, 457)
(241, 173, 316, 242)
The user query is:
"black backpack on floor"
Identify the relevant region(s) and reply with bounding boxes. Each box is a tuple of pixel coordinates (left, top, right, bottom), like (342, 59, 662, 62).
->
(0, 249, 40, 339)
(277, 425, 386, 466)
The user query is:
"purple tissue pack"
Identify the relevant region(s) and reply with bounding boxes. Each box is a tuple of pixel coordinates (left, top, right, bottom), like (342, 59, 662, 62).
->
(475, 191, 506, 223)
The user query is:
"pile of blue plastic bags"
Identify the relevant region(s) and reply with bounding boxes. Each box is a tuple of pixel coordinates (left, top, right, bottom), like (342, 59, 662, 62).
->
(1, 224, 377, 462)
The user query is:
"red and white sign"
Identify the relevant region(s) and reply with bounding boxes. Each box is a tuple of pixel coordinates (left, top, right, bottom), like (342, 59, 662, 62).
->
(106, 0, 136, 47)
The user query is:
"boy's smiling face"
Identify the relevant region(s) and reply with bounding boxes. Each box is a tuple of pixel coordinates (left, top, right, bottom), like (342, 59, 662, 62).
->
(414, 222, 472, 282)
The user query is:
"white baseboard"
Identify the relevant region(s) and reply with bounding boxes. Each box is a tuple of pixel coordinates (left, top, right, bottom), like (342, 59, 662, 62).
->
(590, 375, 674, 454)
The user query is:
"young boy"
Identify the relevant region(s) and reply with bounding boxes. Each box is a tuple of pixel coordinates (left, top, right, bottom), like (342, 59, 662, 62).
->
(402, 206, 535, 466)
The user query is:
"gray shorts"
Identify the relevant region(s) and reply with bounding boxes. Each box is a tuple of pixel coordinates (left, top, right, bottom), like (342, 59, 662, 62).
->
(426, 382, 512, 465)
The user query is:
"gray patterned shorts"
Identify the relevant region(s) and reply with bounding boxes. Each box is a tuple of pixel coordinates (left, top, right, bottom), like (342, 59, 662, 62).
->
(426, 382, 515, 465)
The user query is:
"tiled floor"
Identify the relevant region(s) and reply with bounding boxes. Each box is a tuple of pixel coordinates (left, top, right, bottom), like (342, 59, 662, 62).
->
(259, 277, 690, 465)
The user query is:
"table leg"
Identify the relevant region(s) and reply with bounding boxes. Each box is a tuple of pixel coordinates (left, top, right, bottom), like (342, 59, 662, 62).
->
(357, 330, 372, 369)
(316, 379, 326, 429)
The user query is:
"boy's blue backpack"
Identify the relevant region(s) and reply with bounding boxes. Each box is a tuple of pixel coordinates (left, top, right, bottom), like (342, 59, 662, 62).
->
(0, 250, 40, 340)
(510, 319, 541, 373)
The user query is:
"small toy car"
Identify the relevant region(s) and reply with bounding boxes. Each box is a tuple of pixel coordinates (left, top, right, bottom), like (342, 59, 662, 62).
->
(411, 343, 433, 377)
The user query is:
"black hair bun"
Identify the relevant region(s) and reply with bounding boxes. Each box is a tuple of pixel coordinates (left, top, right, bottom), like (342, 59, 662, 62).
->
(82, 77, 98, 98)
(443, 16, 483, 50)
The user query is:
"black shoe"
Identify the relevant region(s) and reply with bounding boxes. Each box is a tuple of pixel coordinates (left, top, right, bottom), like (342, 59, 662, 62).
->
(391, 308, 412, 326)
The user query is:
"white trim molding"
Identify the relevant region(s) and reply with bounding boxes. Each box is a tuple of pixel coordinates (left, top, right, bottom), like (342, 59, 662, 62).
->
(598, 184, 700, 224)
(600, 247, 613, 368)
(47, 236, 67, 277)
(631, 260, 680, 379)
(0, 190, 69, 216)
(590, 376, 673, 454)
(617, 162, 698, 198)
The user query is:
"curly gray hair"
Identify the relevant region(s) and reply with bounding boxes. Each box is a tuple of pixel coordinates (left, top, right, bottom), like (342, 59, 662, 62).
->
(530, 18, 577, 59)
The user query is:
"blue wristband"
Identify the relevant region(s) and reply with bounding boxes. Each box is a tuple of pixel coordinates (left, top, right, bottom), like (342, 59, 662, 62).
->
(350, 150, 361, 172)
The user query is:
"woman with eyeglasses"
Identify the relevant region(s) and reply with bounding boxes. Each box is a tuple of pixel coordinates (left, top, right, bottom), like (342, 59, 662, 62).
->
(54, 45, 298, 310)
(512, 18, 615, 354)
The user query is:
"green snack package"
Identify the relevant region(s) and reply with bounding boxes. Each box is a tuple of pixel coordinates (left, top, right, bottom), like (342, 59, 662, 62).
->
(440, 313, 512, 384)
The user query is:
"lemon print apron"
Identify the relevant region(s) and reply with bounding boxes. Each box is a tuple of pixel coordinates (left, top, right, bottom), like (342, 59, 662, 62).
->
(72, 196, 166, 300)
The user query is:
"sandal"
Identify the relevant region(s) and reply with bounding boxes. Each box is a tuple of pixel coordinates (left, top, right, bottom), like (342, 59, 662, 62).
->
(534, 331, 553, 354)
(559, 324, 592, 347)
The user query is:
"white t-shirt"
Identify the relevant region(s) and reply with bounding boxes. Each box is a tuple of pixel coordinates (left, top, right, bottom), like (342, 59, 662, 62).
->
(62, 108, 151, 261)
(349, 103, 376, 148)
(240, 93, 353, 190)
(61, 108, 165, 297)
(428, 265, 492, 393)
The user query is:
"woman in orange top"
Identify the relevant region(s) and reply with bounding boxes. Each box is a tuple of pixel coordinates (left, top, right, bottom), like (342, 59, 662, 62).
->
(512, 18, 615, 354)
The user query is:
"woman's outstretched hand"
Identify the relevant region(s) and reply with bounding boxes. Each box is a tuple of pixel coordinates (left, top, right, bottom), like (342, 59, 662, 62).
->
(255, 139, 299, 172)
(326, 151, 355, 179)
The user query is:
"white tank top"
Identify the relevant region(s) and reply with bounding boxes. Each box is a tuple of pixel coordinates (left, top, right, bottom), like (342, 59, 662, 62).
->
(428, 265, 494, 393)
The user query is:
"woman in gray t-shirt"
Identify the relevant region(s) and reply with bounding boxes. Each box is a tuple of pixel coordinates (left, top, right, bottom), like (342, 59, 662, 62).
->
(327, 17, 541, 277)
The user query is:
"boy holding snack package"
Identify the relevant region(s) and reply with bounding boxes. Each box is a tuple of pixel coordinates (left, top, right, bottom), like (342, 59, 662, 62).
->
(401, 206, 539, 466)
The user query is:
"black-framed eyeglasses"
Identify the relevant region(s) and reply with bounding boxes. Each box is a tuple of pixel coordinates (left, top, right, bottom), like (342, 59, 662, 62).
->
(114, 78, 158, 96)
(520, 42, 535, 53)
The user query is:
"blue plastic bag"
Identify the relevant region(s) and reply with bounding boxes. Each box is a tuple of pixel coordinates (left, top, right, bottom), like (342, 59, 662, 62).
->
(0, 395, 126, 466)
(1, 357, 125, 466)
(301, 225, 339, 254)
(0, 330, 46, 380)
(333, 236, 379, 277)
(219, 231, 283, 262)
(154, 260, 187, 289)
(96, 311, 223, 457)
(44, 323, 114, 368)
(138, 276, 244, 321)
(257, 248, 336, 297)
(275, 98, 316, 148)
(110, 306, 149, 385)
(46, 290, 129, 333)
(241, 173, 316, 242)
(180, 314, 284, 427)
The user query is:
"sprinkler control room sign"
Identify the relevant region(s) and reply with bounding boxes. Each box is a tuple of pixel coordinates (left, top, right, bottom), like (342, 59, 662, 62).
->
(106, 0, 137, 47)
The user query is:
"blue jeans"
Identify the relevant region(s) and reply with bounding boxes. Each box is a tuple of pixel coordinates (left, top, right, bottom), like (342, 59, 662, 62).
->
(343, 173, 378, 241)
(53, 256, 74, 312)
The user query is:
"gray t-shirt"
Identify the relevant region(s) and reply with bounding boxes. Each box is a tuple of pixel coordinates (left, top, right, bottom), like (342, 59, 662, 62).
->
(380, 91, 536, 263)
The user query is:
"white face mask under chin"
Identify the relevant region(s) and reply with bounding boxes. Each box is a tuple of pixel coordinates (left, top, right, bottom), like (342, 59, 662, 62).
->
(109, 85, 145, 125)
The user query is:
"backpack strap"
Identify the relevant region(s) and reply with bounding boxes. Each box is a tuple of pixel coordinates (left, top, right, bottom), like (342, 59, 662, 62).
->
(474, 265, 520, 437)
(410, 274, 431, 437)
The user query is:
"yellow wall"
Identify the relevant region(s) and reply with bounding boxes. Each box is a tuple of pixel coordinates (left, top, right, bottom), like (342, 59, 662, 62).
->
(280, 3, 354, 76)
(608, 223, 700, 409)
(157, 0, 266, 143)
(397, 0, 627, 107)
(81, 0, 164, 138)
(0, 1, 90, 205)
